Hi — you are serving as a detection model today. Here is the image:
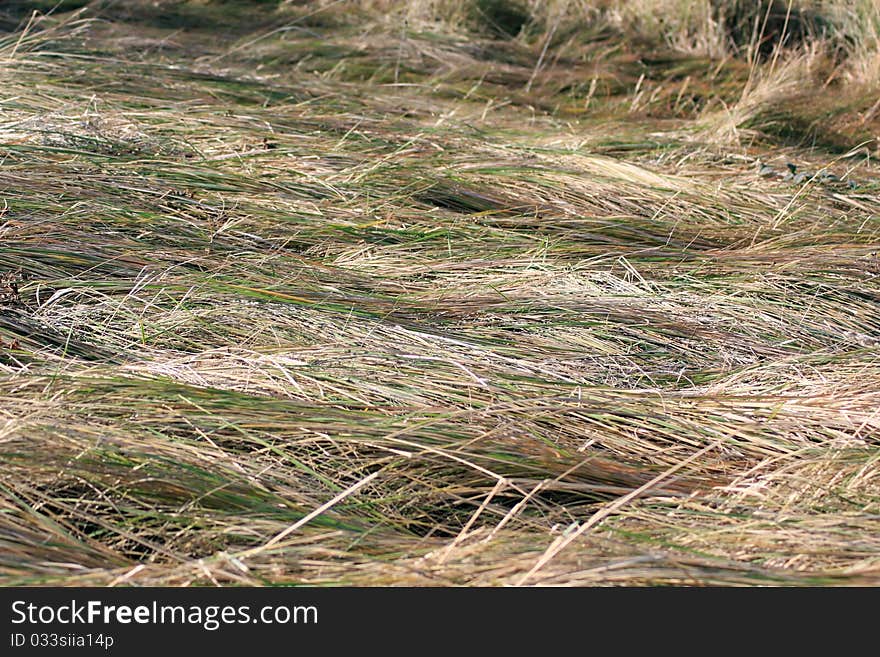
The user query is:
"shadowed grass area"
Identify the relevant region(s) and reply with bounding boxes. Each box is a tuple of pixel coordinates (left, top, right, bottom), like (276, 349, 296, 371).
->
(0, 0, 879, 586)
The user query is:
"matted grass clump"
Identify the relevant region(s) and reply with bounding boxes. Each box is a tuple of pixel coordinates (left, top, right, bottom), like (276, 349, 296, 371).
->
(0, 0, 878, 586)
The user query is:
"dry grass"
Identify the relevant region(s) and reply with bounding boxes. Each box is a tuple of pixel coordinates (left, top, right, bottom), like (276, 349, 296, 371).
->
(0, 0, 879, 586)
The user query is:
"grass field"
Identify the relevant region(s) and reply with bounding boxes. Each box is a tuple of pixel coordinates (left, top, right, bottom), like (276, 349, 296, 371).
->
(1, 0, 879, 586)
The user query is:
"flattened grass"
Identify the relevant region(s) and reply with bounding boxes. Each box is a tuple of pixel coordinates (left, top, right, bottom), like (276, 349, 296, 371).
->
(0, 1, 878, 585)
